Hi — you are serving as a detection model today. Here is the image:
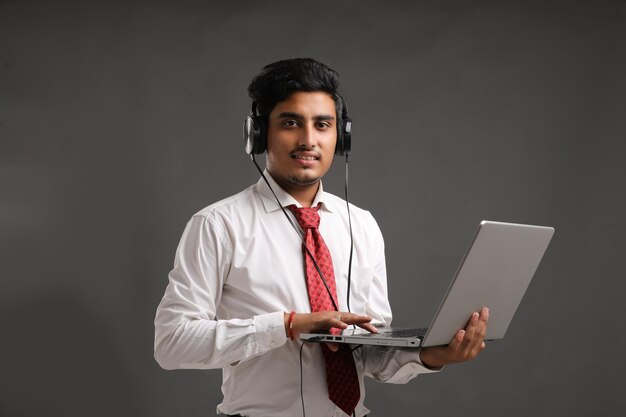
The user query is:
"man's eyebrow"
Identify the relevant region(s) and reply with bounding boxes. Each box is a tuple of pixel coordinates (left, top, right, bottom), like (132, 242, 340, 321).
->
(313, 114, 336, 121)
(276, 112, 335, 121)
(277, 112, 304, 119)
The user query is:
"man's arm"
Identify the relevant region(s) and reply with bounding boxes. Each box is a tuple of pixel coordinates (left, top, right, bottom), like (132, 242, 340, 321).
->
(154, 214, 286, 370)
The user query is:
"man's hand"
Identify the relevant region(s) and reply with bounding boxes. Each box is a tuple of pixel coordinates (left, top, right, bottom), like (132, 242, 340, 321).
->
(419, 307, 490, 369)
(284, 311, 377, 351)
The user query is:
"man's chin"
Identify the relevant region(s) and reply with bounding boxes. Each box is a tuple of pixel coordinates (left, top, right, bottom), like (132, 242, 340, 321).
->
(287, 174, 321, 187)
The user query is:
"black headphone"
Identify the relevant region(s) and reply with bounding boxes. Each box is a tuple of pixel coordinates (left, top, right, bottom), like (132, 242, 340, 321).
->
(243, 98, 352, 156)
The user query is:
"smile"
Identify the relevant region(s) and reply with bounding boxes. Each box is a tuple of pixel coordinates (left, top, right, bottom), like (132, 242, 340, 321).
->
(291, 154, 319, 161)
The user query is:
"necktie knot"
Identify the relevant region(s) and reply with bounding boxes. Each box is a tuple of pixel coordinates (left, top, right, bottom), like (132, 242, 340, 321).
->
(288, 205, 320, 230)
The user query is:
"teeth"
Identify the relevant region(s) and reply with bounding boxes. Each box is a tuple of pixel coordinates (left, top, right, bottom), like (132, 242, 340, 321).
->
(294, 155, 317, 161)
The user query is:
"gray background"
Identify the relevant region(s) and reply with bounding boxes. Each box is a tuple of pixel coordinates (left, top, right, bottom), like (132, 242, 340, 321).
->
(1, 1, 625, 416)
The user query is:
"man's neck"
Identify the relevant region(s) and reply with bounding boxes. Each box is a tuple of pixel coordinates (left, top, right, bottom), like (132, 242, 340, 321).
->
(266, 171, 320, 208)
(286, 184, 319, 208)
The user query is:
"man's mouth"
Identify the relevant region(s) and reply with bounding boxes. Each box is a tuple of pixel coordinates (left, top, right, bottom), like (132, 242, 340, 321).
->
(291, 153, 320, 161)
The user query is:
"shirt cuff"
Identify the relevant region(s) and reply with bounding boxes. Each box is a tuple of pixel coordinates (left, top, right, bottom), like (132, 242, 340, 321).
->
(254, 311, 288, 350)
(379, 350, 442, 384)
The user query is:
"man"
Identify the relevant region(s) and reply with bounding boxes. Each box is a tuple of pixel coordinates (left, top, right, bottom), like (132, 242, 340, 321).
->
(154, 58, 489, 417)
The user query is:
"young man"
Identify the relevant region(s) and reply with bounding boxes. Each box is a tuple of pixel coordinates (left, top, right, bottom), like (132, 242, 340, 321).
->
(154, 58, 489, 417)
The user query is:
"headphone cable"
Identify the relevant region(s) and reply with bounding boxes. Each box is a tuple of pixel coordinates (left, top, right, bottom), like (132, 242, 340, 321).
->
(251, 154, 339, 311)
(299, 342, 307, 417)
(344, 154, 354, 319)
(251, 153, 358, 417)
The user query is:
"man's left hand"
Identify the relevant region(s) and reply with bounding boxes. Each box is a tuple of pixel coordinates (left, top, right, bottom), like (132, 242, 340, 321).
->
(418, 307, 489, 369)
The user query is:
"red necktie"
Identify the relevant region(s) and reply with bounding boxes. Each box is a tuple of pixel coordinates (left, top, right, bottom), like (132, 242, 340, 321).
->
(289, 204, 360, 416)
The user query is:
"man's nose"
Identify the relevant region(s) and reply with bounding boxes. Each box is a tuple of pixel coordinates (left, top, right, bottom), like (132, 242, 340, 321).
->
(298, 123, 317, 148)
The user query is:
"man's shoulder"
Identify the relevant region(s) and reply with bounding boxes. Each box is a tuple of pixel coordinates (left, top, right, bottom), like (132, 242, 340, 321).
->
(192, 183, 259, 221)
(322, 191, 374, 219)
(322, 191, 382, 235)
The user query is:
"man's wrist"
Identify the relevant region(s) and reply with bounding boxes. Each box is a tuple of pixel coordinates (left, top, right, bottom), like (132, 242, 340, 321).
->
(419, 348, 445, 370)
(287, 311, 296, 340)
(284, 311, 298, 340)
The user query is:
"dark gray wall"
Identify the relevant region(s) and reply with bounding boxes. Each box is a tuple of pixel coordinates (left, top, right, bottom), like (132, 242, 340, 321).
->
(1, 1, 625, 416)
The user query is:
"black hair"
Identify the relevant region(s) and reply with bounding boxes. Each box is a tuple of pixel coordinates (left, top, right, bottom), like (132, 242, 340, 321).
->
(247, 58, 345, 120)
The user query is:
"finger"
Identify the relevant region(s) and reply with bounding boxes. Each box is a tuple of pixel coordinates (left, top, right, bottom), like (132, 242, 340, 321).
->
(474, 320, 487, 342)
(340, 312, 373, 324)
(462, 312, 480, 343)
(466, 312, 487, 350)
(473, 308, 489, 340)
(462, 311, 489, 357)
(357, 322, 379, 333)
(448, 329, 465, 352)
(331, 316, 348, 330)
(478, 308, 489, 334)
(330, 319, 348, 330)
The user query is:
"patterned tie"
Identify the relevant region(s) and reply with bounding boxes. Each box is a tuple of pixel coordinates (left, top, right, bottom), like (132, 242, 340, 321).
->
(288, 204, 360, 416)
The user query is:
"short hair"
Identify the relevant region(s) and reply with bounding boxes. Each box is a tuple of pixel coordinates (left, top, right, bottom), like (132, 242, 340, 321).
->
(247, 58, 345, 120)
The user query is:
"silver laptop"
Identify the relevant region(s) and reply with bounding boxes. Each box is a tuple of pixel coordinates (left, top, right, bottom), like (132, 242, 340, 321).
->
(300, 220, 555, 348)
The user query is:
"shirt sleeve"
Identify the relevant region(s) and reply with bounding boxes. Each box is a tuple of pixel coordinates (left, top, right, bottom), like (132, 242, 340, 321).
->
(358, 213, 442, 383)
(154, 214, 287, 370)
(360, 346, 441, 384)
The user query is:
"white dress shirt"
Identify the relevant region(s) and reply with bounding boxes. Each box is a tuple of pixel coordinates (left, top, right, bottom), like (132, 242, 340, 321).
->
(154, 172, 439, 417)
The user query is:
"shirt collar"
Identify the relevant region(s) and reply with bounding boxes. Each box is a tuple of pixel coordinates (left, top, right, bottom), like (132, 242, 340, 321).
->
(255, 170, 334, 213)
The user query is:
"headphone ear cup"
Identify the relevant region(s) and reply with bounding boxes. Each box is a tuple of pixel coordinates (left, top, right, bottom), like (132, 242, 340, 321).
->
(335, 117, 351, 156)
(335, 119, 343, 156)
(244, 115, 267, 154)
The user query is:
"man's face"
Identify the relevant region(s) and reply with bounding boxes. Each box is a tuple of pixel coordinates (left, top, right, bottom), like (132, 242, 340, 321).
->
(266, 91, 337, 196)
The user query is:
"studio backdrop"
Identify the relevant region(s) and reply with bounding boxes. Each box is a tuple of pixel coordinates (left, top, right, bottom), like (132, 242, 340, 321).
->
(1, 1, 625, 416)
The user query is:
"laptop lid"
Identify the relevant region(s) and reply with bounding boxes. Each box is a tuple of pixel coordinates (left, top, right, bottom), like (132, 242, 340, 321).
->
(420, 220, 555, 346)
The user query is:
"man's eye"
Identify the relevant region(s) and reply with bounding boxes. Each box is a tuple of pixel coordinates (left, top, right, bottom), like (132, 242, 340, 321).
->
(316, 122, 331, 129)
(283, 120, 298, 127)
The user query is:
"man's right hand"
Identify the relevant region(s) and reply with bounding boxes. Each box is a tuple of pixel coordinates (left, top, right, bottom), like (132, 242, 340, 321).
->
(284, 311, 377, 351)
